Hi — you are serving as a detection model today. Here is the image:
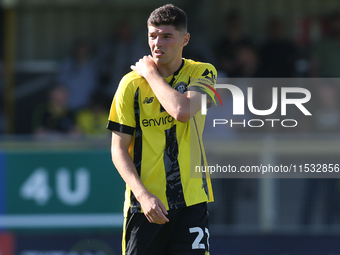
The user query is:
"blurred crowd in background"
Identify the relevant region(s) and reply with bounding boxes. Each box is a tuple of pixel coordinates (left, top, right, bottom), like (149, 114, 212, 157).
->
(1, 9, 340, 137)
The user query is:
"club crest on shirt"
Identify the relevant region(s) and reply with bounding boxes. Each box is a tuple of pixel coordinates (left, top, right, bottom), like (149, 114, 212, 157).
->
(174, 82, 188, 94)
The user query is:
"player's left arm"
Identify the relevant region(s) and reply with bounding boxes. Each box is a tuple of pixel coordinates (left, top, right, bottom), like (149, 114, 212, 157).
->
(131, 55, 203, 123)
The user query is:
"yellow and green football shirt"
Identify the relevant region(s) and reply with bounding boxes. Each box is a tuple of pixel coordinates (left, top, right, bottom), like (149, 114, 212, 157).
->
(107, 58, 217, 216)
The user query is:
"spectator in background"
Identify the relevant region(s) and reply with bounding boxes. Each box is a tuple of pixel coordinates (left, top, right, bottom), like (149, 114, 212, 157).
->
(311, 81, 340, 132)
(259, 17, 297, 77)
(96, 20, 148, 100)
(0, 63, 4, 134)
(213, 9, 254, 77)
(57, 38, 99, 111)
(76, 92, 109, 137)
(309, 12, 340, 77)
(233, 45, 261, 78)
(0, 97, 4, 134)
(32, 85, 77, 138)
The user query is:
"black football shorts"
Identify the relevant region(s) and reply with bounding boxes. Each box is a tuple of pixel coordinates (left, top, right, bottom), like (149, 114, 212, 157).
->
(123, 202, 210, 255)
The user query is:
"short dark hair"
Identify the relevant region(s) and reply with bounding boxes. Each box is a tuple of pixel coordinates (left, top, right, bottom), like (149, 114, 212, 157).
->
(147, 4, 187, 32)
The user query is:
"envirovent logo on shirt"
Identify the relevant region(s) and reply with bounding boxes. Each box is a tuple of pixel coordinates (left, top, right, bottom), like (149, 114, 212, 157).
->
(143, 97, 154, 104)
(142, 116, 174, 127)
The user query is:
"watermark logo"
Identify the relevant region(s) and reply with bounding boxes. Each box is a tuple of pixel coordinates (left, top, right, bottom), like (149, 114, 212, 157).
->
(200, 83, 312, 128)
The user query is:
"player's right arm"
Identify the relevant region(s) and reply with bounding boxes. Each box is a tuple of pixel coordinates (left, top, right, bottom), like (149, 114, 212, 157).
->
(111, 130, 169, 224)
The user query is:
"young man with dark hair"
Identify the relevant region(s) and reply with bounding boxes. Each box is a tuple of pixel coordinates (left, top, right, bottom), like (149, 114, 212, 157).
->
(107, 4, 217, 255)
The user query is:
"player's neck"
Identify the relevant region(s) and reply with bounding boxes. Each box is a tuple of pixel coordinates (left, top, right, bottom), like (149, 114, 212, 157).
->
(157, 58, 183, 78)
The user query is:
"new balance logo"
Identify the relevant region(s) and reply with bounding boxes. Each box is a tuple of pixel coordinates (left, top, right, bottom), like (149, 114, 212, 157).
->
(202, 69, 216, 83)
(143, 97, 154, 104)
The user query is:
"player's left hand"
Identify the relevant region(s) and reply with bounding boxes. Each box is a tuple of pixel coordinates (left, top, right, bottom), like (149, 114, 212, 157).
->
(131, 55, 157, 78)
(138, 191, 169, 225)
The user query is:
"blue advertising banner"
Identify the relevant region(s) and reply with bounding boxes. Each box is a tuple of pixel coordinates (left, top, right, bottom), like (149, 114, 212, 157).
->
(16, 233, 122, 255)
(12, 233, 340, 255)
(0, 150, 125, 230)
(210, 235, 340, 255)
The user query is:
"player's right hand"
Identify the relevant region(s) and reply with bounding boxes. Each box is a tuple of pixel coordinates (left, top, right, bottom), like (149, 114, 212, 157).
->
(138, 192, 169, 224)
(130, 55, 157, 79)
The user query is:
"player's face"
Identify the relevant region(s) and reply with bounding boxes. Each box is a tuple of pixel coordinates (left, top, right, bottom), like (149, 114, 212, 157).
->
(148, 25, 189, 67)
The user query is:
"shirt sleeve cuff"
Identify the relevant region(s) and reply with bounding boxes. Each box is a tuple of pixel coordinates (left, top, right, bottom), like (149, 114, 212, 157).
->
(106, 121, 135, 135)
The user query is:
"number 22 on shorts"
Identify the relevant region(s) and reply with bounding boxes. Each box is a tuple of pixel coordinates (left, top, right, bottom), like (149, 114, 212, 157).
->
(189, 227, 210, 250)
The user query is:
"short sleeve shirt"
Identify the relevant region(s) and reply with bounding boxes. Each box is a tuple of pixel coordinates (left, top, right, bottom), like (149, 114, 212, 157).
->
(107, 58, 217, 216)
